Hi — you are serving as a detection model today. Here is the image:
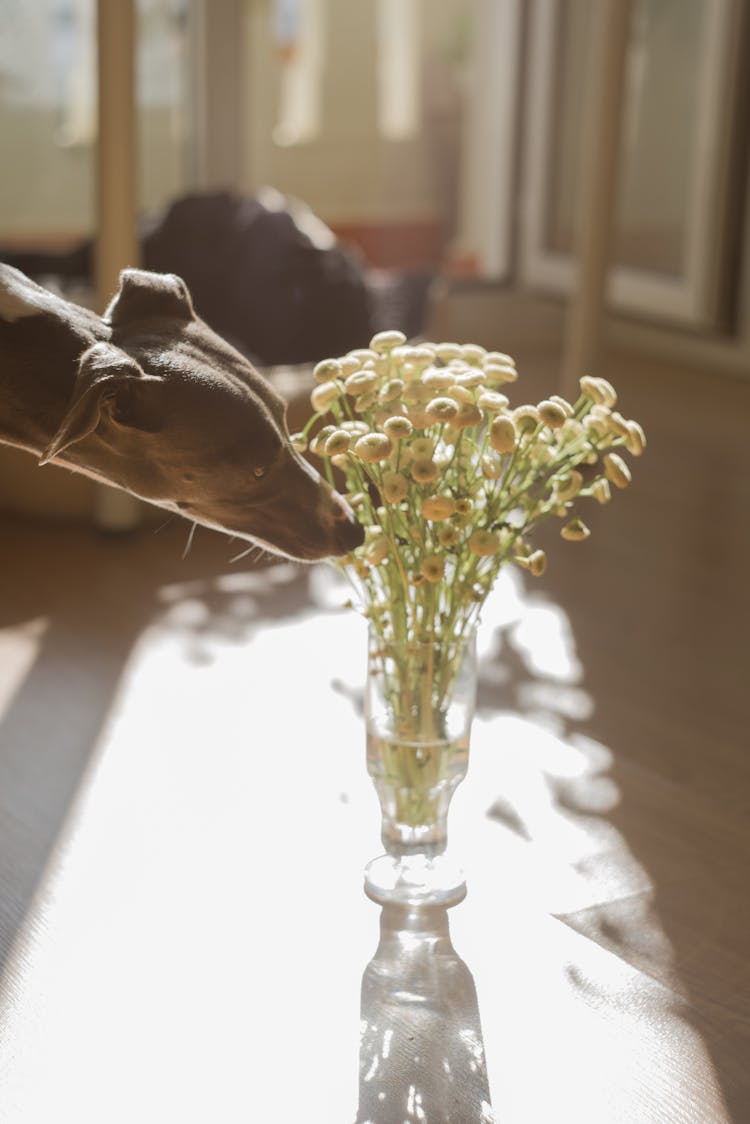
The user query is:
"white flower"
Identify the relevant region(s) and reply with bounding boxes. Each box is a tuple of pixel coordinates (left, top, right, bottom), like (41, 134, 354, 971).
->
(425, 397, 460, 424)
(370, 329, 407, 352)
(324, 429, 351, 456)
(625, 420, 646, 456)
(561, 518, 590, 541)
(313, 358, 342, 383)
(604, 452, 631, 489)
(344, 369, 379, 396)
(354, 432, 393, 463)
(382, 415, 413, 441)
(490, 416, 517, 454)
(538, 400, 568, 429)
(311, 380, 342, 412)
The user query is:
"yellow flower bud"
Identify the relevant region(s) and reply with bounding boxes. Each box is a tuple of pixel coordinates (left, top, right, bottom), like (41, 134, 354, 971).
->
(324, 429, 351, 456)
(513, 405, 540, 434)
(625, 420, 646, 456)
(538, 400, 567, 429)
(604, 452, 631, 489)
(477, 390, 509, 413)
(469, 530, 501, 557)
(289, 431, 307, 452)
(309, 424, 337, 455)
(410, 437, 434, 458)
(313, 358, 342, 383)
(555, 469, 583, 501)
(421, 555, 446, 583)
(579, 375, 607, 404)
(490, 415, 517, 454)
(400, 345, 436, 369)
(422, 495, 456, 521)
(590, 476, 611, 504)
(379, 377, 405, 403)
(561, 518, 590, 541)
(454, 497, 473, 516)
(365, 537, 389, 565)
(421, 367, 456, 391)
(454, 369, 486, 389)
(370, 329, 407, 352)
(484, 350, 515, 367)
(437, 524, 461, 547)
(348, 348, 379, 365)
(528, 549, 547, 576)
(446, 384, 474, 405)
(345, 369, 378, 396)
(435, 342, 462, 362)
(354, 432, 393, 463)
(311, 380, 342, 413)
(484, 362, 518, 385)
(411, 457, 440, 484)
(596, 378, 617, 407)
(382, 415, 413, 441)
(425, 397, 460, 424)
(382, 472, 409, 504)
(549, 394, 574, 417)
(608, 410, 631, 439)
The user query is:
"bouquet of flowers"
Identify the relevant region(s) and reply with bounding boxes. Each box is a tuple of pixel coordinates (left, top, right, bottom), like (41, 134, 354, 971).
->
(296, 329, 644, 643)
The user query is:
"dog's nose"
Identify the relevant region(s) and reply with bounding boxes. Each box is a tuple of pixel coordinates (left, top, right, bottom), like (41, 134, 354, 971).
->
(333, 510, 365, 552)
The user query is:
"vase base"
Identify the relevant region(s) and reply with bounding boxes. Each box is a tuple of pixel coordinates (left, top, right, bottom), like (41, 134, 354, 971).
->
(364, 852, 467, 907)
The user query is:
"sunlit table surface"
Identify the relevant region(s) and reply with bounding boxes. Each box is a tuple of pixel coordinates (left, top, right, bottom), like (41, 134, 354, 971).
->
(0, 560, 740, 1123)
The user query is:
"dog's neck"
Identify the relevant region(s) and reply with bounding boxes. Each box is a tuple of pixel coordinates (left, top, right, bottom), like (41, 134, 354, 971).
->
(1, 288, 108, 459)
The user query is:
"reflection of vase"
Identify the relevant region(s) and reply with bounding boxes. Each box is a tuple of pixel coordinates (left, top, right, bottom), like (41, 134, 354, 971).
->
(357, 902, 492, 1123)
(364, 624, 477, 905)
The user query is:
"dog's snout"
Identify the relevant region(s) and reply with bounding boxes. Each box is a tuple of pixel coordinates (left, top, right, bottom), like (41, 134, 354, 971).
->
(334, 511, 365, 552)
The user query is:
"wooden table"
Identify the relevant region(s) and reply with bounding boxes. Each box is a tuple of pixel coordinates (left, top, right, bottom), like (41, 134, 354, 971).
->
(1, 515, 746, 1122)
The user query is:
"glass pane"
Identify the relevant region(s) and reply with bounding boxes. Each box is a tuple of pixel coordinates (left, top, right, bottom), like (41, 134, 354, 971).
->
(0, 0, 191, 247)
(544, 0, 708, 279)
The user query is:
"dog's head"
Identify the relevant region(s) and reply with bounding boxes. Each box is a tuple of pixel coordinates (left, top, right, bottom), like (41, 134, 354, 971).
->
(41, 269, 363, 561)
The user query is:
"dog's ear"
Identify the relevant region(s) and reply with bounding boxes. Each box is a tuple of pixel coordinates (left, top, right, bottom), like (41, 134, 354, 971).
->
(105, 268, 195, 328)
(39, 341, 162, 464)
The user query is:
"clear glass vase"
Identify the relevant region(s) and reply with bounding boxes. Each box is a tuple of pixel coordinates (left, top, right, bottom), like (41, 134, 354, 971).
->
(364, 624, 477, 905)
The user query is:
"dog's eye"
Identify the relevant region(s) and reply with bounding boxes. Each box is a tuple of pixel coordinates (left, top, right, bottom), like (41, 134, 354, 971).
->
(253, 466, 266, 479)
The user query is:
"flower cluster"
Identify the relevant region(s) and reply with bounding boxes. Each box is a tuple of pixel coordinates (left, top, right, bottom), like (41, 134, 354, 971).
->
(296, 331, 645, 649)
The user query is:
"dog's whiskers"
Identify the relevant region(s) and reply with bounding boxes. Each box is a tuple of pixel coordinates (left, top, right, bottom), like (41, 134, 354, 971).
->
(230, 542, 268, 565)
(153, 515, 177, 535)
(182, 521, 198, 560)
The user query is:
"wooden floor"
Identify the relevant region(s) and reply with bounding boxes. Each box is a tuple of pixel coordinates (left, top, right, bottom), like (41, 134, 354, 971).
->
(0, 307, 748, 1121)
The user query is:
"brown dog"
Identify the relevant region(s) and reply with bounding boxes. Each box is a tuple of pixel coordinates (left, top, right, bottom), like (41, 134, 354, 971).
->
(0, 264, 363, 561)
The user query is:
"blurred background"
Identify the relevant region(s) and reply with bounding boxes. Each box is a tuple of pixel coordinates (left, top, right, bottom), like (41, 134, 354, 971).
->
(1, 0, 749, 517)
